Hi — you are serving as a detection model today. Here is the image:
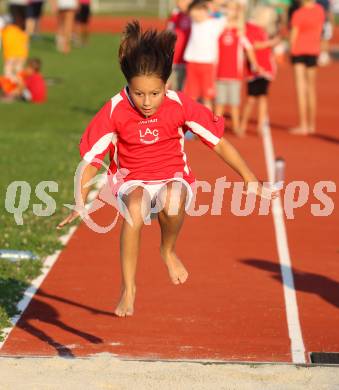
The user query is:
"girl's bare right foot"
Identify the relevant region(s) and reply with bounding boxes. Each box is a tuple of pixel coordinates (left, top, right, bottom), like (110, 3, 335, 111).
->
(160, 248, 188, 285)
(289, 127, 309, 135)
(114, 286, 136, 317)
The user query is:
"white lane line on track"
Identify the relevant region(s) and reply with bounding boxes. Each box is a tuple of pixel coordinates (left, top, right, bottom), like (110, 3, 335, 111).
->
(0, 175, 106, 351)
(261, 121, 306, 364)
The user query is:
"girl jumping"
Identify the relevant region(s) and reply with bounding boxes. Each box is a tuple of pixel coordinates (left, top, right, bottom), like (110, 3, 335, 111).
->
(58, 21, 278, 317)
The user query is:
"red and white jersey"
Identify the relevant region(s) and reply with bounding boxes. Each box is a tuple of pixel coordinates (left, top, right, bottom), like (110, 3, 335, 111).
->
(79, 88, 225, 184)
(216, 27, 252, 80)
(167, 8, 191, 65)
(245, 22, 276, 80)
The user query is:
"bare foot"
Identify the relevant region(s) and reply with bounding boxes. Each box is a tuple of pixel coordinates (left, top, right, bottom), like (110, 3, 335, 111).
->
(309, 126, 316, 134)
(161, 248, 188, 284)
(289, 127, 309, 135)
(114, 287, 136, 317)
(234, 128, 245, 138)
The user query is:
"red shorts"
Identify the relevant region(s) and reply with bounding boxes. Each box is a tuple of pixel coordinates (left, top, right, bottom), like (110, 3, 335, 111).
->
(184, 62, 215, 100)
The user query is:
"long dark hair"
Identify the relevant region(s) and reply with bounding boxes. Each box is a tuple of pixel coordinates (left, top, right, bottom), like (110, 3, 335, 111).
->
(119, 21, 176, 83)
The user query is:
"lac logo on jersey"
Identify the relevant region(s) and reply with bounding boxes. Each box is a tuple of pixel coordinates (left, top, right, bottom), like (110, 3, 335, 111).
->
(139, 127, 160, 144)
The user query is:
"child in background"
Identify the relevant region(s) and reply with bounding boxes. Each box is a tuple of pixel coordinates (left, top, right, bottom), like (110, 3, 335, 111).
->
(167, 0, 192, 91)
(215, 0, 259, 135)
(2, 58, 46, 103)
(183, 0, 226, 109)
(75, 0, 91, 46)
(239, 6, 280, 136)
(1, 14, 28, 81)
(57, 21, 278, 317)
(289, 0, 324, 135)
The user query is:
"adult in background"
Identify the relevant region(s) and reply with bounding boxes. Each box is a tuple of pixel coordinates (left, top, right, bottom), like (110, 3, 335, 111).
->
(289, 0, 325, 135)
(51, 0, 78, 53)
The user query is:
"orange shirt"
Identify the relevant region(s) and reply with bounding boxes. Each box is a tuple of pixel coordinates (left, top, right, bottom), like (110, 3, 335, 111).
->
(291, 3, 325, 56)
(2, 24, 29, 60)
(0, 75, 17, 93)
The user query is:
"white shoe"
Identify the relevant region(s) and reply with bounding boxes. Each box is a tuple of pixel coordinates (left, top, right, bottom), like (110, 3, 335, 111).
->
(318, 51, 331, 67)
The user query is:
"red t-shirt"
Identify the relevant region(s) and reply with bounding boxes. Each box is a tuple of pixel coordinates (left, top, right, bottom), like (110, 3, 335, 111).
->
(245, 22, 276, 80)
(291, 3, 325, 56)
(216, 27, 252, 80)
(24, 72, 47, 103)
(79, 88, 225, 183)
(167, 9, 191, 65)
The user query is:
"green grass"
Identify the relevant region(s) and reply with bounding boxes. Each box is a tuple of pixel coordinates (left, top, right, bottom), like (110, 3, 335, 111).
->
(0, 33, 125, 340)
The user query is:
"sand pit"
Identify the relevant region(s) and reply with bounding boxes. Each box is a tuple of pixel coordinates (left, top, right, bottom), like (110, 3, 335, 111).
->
(0, 355, 338, 389)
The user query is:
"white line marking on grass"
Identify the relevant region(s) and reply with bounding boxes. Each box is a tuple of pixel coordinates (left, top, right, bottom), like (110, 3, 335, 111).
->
(261, 121, 306, 364)
(0, 178, 106, 351)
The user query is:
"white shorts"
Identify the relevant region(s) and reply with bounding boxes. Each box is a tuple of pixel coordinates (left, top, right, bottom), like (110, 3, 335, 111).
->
(215, 79, 241, 106)
(117, 178, 194, 217)
(58, 0, 77, 10)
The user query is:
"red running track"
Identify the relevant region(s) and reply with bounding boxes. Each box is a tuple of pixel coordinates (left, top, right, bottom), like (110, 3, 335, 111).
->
(39, 15, 339, 44)
(0, 59, 338, 363)
(40, 15, 167, 33)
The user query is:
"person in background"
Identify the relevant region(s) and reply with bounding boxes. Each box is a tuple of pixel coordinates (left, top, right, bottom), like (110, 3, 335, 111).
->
(239, 5, 280, 136)
(167, 0, 192, 91)
(74, 0, 91, 46)
(1, 57, 47, 103)
(289, 0, 325, 135)
(26, 0, 45, 37)
(51, 0, 78, 53)
(8, 0, 28, 29)
(183, 0, 226, 109)
(214, 0, 259, 135)
(316, 0, 334, 66)
(1, 13, 29, 81)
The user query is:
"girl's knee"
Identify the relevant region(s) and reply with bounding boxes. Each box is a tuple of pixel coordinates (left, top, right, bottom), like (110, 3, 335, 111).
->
(161, 182, 188, 216)
(123, 188, 150, 225)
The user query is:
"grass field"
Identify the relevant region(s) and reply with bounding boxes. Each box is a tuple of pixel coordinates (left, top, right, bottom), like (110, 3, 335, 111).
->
(0, 33, 125, 339)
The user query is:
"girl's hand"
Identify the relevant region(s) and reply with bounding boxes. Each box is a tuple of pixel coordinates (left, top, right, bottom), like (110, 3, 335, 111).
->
(57, 210, 80, 230)
(244, 179, 281, 200)
(50, 2, 58, 15)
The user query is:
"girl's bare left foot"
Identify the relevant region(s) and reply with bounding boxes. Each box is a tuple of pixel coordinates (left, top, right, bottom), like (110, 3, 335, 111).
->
(234, 128, 245, 138)
(114, 286, 136, 317)
(160, 248, 188, 285)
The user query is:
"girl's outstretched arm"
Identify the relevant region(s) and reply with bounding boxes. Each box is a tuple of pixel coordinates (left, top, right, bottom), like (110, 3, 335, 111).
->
(213, 137, 279, 199)
(57, 163, 99, 229)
